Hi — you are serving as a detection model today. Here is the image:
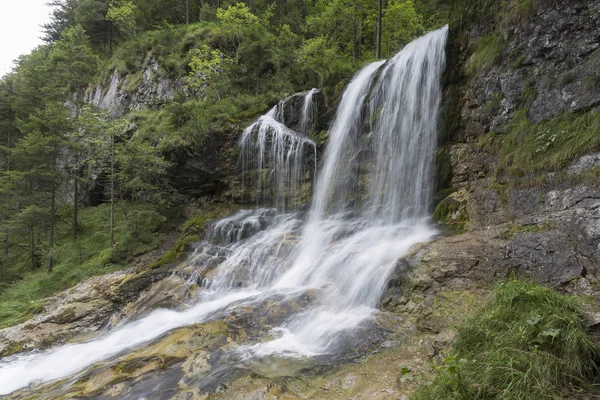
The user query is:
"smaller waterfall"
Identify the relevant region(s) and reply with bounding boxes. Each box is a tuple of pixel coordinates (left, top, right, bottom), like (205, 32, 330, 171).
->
(239, 90, 318, 210)
(207, 208, 277, 245)
(299, 88, 318, 135)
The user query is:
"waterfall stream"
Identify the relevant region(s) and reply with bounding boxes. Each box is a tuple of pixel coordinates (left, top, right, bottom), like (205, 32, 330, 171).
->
(0, 26, 448, 395)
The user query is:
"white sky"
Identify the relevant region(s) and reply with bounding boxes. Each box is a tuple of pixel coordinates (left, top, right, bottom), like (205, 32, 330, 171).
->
(0, 0, 52, 77)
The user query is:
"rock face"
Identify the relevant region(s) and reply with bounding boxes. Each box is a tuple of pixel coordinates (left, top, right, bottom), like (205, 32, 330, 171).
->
(0, 259, 188, 358)
(84, 60, 186, 118)
(433, 0, 600, 293)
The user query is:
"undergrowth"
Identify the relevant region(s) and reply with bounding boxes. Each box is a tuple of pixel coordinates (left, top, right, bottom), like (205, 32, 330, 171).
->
(413, 280, 600, 399)
(465, 34, 506, 75)
(0, 202, 166, 329)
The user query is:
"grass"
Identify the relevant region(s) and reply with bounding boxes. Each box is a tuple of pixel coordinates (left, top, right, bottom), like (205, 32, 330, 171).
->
(413, 280, 600, 399)
(465, 34, 507, 75)
(492, 109, 600, 177)
(0, 202, 166, 329)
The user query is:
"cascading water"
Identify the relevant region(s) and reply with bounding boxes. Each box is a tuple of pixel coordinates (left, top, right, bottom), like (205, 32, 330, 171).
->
(239, 90, 318, 210)
(0, 26, 448, 395)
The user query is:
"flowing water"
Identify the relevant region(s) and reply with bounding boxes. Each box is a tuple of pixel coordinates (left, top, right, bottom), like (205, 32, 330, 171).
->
(0, 26, 448, 395)
(239, 90, 318, 210)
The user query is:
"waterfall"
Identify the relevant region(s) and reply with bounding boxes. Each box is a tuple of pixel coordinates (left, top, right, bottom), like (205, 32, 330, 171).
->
(239, 90, 318, 210)
(299, 88, 318, 135)
(0, 26, 448, 395)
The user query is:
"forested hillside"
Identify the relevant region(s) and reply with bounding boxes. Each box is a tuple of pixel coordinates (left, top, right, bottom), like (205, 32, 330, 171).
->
(0, 0, 458, 326)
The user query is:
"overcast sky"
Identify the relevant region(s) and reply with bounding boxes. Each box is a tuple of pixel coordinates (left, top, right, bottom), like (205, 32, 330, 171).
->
(0, 0, 52, 77)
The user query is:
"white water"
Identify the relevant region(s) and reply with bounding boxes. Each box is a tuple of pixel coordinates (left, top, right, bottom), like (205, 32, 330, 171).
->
(0, 26, 448, 395)
(240, 90, 318, 210)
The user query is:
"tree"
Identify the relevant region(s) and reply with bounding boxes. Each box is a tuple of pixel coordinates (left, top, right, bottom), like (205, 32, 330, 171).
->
(74, 0, 111, 51)
(43, 0, 77, 43)
(47, 25, 100, 241)
(116, 136, 172, 240)
(376, 0, 382, 59)
(106, 0, 138, 39)
(13, 103, 72, 272)
(381, 0, 423, 57)
(187, 45, 234, 100)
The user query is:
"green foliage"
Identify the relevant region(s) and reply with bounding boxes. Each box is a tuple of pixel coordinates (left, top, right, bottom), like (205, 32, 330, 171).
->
(0, 202, 165, 329)
(380, 0, 424, 57)
(106, 0, 138, 38)
(414, 280, 600, 399)
(490, 109, 600, 177)
(132, 93, 271, 153)
(47, 25, 100, 95)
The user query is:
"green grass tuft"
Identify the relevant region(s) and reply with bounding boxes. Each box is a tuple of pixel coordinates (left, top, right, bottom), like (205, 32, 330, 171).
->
(466, 34, 507, 75)
(494, 108, 600, 177)
(413, 280, 600, 399)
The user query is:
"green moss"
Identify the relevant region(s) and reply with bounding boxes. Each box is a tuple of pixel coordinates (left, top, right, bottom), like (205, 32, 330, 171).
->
(433, 195, 468, 234)
(181, 206, 234, 237)
(498, 220, 552, 240)
(414, 280, 600, 400)
(150, 250, 177, 269)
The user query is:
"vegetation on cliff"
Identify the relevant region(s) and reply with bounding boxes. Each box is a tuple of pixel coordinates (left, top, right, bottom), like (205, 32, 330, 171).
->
(414, 280, 600, 399)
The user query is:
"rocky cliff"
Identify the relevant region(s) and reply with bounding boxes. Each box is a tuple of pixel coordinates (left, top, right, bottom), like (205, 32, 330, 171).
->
(421, 0, 600, 294)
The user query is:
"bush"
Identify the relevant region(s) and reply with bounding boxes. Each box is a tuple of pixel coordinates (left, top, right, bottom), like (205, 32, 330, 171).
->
(414, 280, 600, 399)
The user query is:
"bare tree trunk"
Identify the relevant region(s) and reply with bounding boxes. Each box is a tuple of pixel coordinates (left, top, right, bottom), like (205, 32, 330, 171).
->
(31, 227, 36, 270)
(110, 130, 115, 248)
(376, 0, 382, 59)
(48, 189, 55, 273)
(186, 0, 189, 24)
(4, 232, 8, 265)
(72, 175, 78, 241)
(353, 11, 357, 63)
(108, 20, 113, 56)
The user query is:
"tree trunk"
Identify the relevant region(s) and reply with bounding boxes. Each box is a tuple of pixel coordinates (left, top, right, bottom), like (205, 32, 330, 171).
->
(48, 188, 55, 273)
(72, 175, 78, 241)
(353, 12, 357, 63)
(108, 21, 113, 56)
(7, 108, 12, 171)
(4, 232, 8, 265)
(186, 0, 189, 24)
(31, 227, 36, 270)
(110, 130, 115, 248)
(376, 0, 382, 59)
